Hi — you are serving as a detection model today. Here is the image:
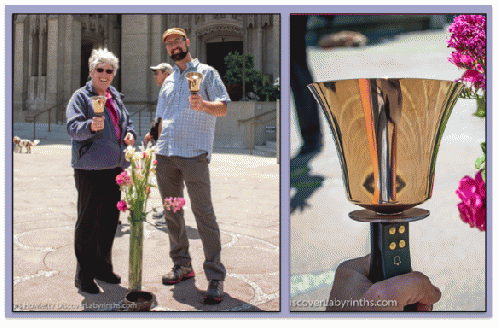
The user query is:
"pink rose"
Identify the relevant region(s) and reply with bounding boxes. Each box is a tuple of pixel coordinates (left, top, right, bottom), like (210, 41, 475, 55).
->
(117, 200, 129, 212)
(116, 171, 132, 186)
(456, 171, 486, 231)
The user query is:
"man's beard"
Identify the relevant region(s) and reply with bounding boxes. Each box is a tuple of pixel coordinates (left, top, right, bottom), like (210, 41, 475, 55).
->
(170, 47, 188, 62)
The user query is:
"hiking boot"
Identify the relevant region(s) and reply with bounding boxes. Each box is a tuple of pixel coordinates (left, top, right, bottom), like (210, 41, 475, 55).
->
(204, 280, 224, 304)
(162, 265, 195, 285)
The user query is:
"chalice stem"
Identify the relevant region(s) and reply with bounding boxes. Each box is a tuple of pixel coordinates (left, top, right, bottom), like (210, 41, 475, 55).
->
(368, 221, 417, 311)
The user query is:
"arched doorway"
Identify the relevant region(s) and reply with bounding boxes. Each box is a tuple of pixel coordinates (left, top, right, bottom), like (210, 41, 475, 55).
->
(198, 26, 243, 84)
(206, 40, 243, 82)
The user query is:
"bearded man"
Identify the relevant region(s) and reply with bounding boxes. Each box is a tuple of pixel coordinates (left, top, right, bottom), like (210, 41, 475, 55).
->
(145, 28, 230, 304)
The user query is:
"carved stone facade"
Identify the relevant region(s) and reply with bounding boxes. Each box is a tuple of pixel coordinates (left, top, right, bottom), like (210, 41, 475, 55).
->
(12, 14, 280, 123)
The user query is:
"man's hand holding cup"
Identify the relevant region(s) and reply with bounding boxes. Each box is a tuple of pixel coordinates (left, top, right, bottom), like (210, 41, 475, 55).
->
(189, 94, 205, 112)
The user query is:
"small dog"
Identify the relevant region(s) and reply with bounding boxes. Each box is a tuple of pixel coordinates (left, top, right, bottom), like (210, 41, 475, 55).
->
(13, 136, 40, 153)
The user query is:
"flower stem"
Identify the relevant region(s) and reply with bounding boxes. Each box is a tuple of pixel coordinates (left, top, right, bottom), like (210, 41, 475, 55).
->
(128, 218, 144, 292)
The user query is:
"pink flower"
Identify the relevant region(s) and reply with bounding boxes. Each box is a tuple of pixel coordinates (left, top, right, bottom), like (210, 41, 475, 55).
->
(153, 160, 158, 165)
(447, 15, 486, 92)
(116, 171, 132, 186)
(447, 15, 486, 60)
(461, 69, 486, 90)
(164, 197, 186, 213)
(448, 52, 474, 69)
(143, 152, 147, 159)
(117, 200, 129, 212)
(456, 171, 486, 231)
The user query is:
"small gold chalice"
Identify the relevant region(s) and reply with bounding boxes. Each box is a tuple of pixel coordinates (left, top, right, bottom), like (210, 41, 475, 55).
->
(185, 72, 204, 95)
(90, 96, 107, 117)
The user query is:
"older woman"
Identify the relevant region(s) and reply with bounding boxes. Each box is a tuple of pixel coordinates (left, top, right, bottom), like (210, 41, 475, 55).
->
(66, 48, 136, 294)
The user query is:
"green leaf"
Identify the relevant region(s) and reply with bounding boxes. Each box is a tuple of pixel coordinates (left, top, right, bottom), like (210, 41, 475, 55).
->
(475, 154, 485, 169)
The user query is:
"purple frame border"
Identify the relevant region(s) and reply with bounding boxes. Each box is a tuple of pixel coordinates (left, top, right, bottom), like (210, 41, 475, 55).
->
(4, 5, 492, 319)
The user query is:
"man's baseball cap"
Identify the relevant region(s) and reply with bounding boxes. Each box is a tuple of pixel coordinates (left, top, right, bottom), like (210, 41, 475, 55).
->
(162, 28, 186, 43)
(149, 63, 174, 73)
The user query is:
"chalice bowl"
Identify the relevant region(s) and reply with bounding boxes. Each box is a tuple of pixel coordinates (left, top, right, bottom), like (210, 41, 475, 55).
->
(308, 78, 463, 311)
(185, 72, 204, 95)
(90, 95, 107, 117)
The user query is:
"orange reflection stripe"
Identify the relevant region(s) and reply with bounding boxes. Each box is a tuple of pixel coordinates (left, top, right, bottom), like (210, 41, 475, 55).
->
(358, 79, 380, 204)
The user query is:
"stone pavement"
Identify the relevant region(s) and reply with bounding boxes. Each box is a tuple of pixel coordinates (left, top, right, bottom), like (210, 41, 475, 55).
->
(12, 141, 279, 312)
(290, 27, 486, 311)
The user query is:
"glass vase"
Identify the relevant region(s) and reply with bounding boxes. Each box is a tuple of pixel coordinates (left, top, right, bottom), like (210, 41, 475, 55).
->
(128, 211, 144, 292)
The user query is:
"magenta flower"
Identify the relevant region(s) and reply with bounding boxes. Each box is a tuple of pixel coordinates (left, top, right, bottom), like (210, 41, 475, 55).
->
(164, 197, 186, 213)
(462, 69, 486, 90)
(116, 171, 132, 186)
(456, 171, 486, 231)
(447, 15, 486, 94)
(447, 15, 486, 60)
(117, 200, 129, 212)
(153, 160, 158, 165)
(448, 52, 475, 69)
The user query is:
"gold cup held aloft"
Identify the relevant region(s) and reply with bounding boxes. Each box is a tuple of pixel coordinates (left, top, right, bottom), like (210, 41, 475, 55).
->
(185, 72, 204, 95)
(90, 96, 107, 117)
(308, 78, 464, 214)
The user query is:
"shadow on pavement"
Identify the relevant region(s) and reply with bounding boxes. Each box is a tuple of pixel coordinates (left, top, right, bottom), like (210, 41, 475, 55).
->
(290, 152, 325, 214)
(169, 278, 263, 311)
(150, 222, 201, 240)
(115, 221, 201, 240)
(79, 282, 129, 311)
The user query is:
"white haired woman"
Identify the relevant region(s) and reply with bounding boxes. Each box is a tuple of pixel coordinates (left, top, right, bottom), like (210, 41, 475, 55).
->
(66, 48, 136, 294)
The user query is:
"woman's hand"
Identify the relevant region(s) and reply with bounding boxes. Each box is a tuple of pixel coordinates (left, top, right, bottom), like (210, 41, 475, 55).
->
(144, 133, 153, 145)
(124, 132, 135, 146)
(90, 116, 105, 132)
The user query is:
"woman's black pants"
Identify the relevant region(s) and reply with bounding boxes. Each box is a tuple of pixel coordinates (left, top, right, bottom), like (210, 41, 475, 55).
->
(74, 167, 122, 283)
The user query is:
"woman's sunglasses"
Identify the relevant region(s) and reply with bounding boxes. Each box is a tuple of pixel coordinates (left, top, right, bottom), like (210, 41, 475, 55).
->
(96, 68, 114, 74)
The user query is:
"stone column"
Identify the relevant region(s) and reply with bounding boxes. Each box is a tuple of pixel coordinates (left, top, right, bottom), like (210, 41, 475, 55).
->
(254, 16, 263, 72)
(150, 15, 165, 101)
(121, 15, 151, 114)
(54, 15, 82, 122)
(271, 15, 280, 80)
(37, 15, 47, 112)
(46, 15, 61, 122)
(27, 15, 38, 104)
(13, 15, 29, 121)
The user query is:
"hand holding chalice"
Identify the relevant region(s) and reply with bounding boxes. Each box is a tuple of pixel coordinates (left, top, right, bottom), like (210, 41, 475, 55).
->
(186, 72, 204, 111)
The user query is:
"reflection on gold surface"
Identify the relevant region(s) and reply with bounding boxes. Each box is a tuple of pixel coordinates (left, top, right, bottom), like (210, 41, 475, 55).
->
(90, 96, 107, 116)
(308, 78, 463, 214)
(185, 72, 204, 94)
